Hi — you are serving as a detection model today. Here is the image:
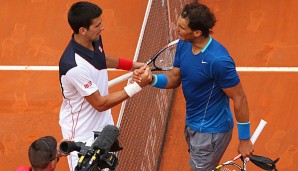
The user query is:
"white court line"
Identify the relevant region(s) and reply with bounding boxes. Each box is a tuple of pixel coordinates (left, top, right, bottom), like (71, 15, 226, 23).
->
(236, 67, 298, 72)
(0, 66, 298, 72)
(0, 66, 59, 70)
(0, 66, 117, 71)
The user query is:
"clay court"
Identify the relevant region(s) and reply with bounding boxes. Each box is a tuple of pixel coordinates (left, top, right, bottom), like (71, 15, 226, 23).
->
(1, 0, 297, 170)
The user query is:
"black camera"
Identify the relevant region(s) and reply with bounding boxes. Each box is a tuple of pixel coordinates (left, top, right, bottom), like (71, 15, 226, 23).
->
(59, 125, 122, 171)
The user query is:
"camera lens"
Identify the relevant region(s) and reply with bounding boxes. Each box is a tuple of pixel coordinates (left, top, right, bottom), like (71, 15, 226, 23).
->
(59, 141, 82, 153)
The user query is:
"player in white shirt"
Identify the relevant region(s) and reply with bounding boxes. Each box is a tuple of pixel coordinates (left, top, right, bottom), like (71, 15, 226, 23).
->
(59, 1, 152, 170)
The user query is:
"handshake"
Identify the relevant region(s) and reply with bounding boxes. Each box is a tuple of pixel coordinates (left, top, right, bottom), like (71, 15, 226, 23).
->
(122, 65, 154, 98)
(131, 65, 153, 87)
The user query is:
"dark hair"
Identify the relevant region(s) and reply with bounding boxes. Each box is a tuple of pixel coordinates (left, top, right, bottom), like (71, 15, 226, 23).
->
(28, 136, 57, 169)
(68, 1, 103, 34)
(181, 2, 216, 37)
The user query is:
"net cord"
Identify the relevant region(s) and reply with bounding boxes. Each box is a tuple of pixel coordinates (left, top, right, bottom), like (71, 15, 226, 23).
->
(116, 0, 153, 128)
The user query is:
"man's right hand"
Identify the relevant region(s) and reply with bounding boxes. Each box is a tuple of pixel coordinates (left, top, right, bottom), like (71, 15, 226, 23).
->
(132, 65, 152, 87)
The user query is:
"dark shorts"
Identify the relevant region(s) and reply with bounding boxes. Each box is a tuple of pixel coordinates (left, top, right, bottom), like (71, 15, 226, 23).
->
(184, 125, 233, 171)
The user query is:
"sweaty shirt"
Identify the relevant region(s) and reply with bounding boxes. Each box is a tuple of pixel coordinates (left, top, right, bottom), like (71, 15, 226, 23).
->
(174, 37, 240, 133)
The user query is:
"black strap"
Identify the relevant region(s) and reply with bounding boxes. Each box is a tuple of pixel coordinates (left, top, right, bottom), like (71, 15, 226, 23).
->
(250, 154, 279, 171)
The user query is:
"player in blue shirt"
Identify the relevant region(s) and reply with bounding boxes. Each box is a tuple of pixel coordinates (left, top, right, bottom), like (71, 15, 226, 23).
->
(134, 2, 254, 170)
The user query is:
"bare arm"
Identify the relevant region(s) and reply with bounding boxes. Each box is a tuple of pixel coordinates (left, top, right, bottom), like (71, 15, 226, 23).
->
(106, 56, 145, 70)
(106, 56, 119, 68)
(222, 82, 254, 158)
(223, 82, 249, 122)
(85, 66, 152, 112)
(85, 89, 130, 112)
(164, 67, 182, 89)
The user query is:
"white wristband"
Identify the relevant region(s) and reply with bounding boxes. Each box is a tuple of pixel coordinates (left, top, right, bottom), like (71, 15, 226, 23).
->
(124, 82, 142, 97)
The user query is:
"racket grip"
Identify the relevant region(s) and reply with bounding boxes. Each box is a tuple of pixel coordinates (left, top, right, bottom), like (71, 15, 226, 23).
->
(250, 119, 267, 144)
(108, 72, 133, 88)
(235, 119, 267, 161)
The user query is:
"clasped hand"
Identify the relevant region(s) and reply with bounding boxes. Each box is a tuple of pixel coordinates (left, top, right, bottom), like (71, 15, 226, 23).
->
(131, 65, 152, 87)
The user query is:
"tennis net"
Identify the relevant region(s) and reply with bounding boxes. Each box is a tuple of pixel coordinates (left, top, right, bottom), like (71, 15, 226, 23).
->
(116, 0, 192, 170)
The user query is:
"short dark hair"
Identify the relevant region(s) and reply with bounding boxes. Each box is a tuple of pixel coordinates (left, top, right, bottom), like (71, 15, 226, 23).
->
(68, 1, 103, 34)
(28, 136, 57, 169)
(181, 2, 216, 37)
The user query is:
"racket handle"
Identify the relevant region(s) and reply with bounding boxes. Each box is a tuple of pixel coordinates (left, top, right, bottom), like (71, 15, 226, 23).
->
(234, 119, 267, 161)
(250, 119, 267, 144)
(108, 72, 133, 88)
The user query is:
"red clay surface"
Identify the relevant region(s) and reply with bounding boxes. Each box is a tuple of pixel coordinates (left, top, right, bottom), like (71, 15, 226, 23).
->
(1, 0, 297, 171)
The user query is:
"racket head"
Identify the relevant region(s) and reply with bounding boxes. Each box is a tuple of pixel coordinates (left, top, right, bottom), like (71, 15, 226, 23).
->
(216, 163, 243, 171)
(148, 39, 178, 71)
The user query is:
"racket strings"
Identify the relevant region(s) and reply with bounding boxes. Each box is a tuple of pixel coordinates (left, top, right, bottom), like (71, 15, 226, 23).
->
(219, 166, 240, 171)
(220, 168, 237, 171)
(218, 163, 243, 171)
(153, 45, 176, 70)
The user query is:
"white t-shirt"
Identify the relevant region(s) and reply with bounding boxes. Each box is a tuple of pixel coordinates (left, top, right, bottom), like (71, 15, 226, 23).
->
(59, 38, 114, 142)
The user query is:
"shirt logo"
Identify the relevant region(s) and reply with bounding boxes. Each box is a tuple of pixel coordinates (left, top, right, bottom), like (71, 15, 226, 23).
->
(84, 81, 92, 88)
(201, 60, 208, 64)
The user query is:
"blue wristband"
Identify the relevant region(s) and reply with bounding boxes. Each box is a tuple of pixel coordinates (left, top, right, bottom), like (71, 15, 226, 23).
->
(237, 122, 251, 140)
(150, 74, 158, 86)
(150, 74, 167, 88)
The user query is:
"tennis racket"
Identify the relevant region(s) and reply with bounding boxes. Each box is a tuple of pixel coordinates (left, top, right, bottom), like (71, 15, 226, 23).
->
(108, 39, 179, 87)
(212, 119, 267, 171)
